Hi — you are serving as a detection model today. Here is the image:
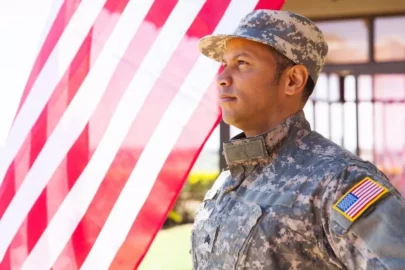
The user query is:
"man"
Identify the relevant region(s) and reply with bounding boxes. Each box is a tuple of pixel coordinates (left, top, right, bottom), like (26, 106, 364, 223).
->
(190, 9, 405, 270)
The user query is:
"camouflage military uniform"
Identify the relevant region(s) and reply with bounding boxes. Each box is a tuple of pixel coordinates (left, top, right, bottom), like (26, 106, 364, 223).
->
(191, 111, 405, 269)
(192, 9, 405, 270)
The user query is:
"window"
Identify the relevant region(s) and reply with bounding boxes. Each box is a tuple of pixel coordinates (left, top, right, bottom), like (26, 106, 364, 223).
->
(375, 16, 405, 62)
(316, 19, 369, 64)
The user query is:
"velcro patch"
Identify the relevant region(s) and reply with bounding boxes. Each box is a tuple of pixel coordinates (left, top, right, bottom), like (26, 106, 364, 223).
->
(333, 177, 389, 222)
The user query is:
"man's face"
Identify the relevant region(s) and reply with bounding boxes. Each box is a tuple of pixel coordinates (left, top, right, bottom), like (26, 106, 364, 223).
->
(217, 38, 284, 134)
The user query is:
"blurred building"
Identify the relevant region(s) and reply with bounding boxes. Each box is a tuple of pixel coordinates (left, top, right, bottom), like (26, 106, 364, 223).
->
(193, 0, 405, 195)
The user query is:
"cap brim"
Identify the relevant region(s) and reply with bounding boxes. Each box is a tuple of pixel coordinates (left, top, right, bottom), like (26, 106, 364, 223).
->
(198, 34, 275, 62)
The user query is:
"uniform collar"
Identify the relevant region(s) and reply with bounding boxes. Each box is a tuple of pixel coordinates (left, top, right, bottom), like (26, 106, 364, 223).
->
(223, 110, 310, 168)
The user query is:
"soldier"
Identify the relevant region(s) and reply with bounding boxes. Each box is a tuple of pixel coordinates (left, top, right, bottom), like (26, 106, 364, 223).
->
(191, 9, 405, 270)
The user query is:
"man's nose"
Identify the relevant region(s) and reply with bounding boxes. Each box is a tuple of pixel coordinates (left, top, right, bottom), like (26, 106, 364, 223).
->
(216, 69, 232, 88)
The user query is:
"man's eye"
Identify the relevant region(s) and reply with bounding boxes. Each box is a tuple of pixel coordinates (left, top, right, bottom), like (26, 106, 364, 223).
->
(238, 60, 248, 65)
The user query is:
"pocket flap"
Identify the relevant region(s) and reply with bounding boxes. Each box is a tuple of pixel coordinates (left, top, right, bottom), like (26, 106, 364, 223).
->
(245, 190, 298, 208)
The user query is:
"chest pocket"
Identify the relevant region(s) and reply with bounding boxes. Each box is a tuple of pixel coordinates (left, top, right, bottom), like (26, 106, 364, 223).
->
(191, 198, 219, 269)
(193, 190, 300, 269)
(192, 193, 263, 270)
(253, 190, 307, 234)
(215, 193, 263, 269)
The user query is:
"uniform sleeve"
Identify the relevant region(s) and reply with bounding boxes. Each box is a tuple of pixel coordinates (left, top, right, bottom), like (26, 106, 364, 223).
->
(322, 163, 405, 270)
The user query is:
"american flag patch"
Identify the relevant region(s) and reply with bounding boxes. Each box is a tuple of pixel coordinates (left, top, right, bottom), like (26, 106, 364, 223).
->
(333, 177, 389, 222)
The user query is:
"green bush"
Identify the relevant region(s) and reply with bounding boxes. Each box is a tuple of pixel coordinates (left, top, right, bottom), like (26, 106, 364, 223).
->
(183, 171, 219, 200)
(165, 171, 219, 227)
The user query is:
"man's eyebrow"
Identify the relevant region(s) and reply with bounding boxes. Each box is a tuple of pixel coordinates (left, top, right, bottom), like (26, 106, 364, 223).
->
(221, 52, 252, 62)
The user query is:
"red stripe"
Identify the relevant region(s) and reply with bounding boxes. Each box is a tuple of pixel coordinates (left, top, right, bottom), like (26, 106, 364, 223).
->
(255, 0, 285, 10)
(1, 1, 130, 267)
(14, 0, 81, 118)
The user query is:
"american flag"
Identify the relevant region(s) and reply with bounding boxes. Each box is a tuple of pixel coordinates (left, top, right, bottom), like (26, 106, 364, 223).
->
(0, 0, 284, 269)
(334, 177, 389, 222)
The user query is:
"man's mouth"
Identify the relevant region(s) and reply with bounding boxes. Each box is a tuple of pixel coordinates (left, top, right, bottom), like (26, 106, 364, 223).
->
(219, 94, 237, 102)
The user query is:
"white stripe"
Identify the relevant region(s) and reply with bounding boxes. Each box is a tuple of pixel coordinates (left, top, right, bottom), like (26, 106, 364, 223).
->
(82, 0, 259, 268)
(0, 0, 63, 149)
(0, 0, 105, 187)
(0, 0, 153, 263)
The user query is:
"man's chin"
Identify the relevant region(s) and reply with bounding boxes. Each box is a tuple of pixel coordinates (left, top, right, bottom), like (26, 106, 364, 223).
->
(221, 113, 234, 125)
(221, 114, 243, 129)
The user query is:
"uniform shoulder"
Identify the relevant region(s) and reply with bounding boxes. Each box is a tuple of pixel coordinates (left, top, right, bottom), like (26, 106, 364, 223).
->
(300, 130, 365, 167)
(296, 131, 394, 195)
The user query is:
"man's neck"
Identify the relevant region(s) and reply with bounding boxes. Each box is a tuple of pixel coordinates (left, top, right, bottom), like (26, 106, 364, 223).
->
(243, 109, 302, 137)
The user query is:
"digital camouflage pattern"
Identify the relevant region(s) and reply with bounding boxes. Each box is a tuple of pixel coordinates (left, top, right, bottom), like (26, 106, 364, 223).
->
(198, 9, 328, 83)
(191, 110, 405, 270)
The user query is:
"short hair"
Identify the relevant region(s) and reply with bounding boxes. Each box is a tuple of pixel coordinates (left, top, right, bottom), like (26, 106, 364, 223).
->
(269, 47, 315, 103)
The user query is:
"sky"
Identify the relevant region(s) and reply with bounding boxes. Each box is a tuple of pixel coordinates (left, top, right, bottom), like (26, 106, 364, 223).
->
(0, 0, 60, 147)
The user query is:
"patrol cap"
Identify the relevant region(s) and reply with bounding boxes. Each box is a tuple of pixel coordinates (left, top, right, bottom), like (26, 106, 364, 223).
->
(198, 9, 328, 84)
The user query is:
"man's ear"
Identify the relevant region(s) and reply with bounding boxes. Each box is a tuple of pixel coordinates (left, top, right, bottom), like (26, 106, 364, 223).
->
(283, 65, 308, 96)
